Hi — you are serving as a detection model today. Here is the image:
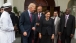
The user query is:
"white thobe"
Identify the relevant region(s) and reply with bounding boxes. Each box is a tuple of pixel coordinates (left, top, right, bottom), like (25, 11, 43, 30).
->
(0, 11, 15, 43)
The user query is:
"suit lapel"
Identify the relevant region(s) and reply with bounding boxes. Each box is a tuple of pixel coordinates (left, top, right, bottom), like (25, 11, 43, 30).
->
(37, 13, 38, 20)
(26, 11, 31, 22)
(31, 14, 34, 22)
(63, 15, 65, 24)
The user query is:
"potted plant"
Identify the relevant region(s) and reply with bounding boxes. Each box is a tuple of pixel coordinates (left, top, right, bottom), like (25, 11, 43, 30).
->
(13, 6, 19, 16)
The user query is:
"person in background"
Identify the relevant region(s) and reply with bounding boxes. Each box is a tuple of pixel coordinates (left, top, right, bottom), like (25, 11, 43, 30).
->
(0, 6, 4, 16)
(0, 3, 16, 43)
(8, 4, 17, 43)
(39, 10, 55, 43)
(15, 15, 19, 34)
(51, 11, 60, 43)
(19, 3, 36, 43)
(58, 8, 75, 43)
(8, 6, 17, 28)
(34, 6, 44, 43)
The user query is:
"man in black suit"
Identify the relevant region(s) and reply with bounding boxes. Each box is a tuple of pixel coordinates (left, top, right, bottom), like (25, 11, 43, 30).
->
(8, 6, 16, 26)
(59, 8, 75, 43)
(8, 6, 18, 32)
(34, 6, 44, 43)
(19, 3, 36, 43)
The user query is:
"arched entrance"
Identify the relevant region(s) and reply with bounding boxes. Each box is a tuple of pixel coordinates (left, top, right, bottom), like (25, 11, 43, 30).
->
(67, 0, 76, 16)
(24, 0, 55, 16)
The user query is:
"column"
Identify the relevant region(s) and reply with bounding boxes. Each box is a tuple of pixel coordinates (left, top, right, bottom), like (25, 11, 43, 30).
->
(7, 0, 13, 5)
(55, 0, 58, 6)
(0, 0, 4, 7)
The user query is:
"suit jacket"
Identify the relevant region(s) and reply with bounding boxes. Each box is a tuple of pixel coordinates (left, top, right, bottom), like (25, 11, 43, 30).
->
(59, 15, 75, 36)
(19, 10, 36, 37)
(9, 12, 16, 26)
(39, 18, 55, 35)
(51, 16, 60, 35)
(15, 16, 19, 28)
(35, 13, 44, 31)
(0, 12, 2, 17)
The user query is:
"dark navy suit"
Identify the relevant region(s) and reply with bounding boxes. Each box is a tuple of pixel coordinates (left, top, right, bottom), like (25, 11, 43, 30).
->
(19, 10, 36, 43)
(34, 13, 44, 43)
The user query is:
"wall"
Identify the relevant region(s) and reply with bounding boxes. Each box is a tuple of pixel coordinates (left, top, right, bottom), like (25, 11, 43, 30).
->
(13, 0, 25, 13)
(0, 0, 4, 7)
(13, 0, 70, 12)
(55, 0, 70, 11)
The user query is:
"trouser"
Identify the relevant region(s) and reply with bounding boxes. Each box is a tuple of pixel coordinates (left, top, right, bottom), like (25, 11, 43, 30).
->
(61, 27, 71, 43)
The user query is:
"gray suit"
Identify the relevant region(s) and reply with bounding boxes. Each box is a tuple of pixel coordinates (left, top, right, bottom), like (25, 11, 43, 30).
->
(51, 16, 60, 43)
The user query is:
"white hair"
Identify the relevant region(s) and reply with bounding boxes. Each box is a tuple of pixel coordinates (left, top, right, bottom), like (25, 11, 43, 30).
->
(28, 3, 36, 9)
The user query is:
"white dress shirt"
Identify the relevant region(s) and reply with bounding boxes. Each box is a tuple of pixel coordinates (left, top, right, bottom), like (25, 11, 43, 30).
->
(38, 13, 42, 17)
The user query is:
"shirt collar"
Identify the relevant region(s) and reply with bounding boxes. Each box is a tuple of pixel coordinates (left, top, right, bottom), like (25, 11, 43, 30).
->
(28, 10, 31, 16)
(65, 14, 69, 17)
(38, 12, 42, 16)
(28, 10, 31, 13)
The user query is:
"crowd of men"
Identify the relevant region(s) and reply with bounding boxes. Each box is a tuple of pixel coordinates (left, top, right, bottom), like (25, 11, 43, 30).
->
(0, 2, 75, 43)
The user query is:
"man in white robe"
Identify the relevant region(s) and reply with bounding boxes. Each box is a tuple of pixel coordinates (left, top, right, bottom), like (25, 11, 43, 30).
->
(0, 3, 15, 43)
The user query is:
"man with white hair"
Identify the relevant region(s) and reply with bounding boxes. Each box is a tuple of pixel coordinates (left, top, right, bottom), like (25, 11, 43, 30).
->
(19, 3, 36, 43)
(0, 3, 16, 43)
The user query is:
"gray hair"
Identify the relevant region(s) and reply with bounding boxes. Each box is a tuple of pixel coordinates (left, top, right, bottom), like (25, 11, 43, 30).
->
(28, 3, 36, 9)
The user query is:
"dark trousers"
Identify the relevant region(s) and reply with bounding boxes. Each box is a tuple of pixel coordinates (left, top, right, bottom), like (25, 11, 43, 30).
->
(61, 27, 71, 43)
(21, 31, 34, 43)
(40, 34, 52, 43)
(34, 31, 39, 43)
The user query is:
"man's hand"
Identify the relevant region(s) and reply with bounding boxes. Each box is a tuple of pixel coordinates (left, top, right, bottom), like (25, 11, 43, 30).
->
(39, 33, 42, 39)
(32, 27, 35, 31)
(51, 34, 54, 39)
(36, 23, 40, 26)
(14, 26, 18, 31)
(23, 32, 27, 36)
(70, 34, 74, 38)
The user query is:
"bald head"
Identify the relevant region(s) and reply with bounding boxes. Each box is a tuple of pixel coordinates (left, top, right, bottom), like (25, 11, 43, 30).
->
(28, 3, 36, 13)
(37, 6, 42, 13)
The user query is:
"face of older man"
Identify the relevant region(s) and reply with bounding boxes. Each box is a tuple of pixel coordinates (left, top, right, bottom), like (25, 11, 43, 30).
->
(29, 5, 36, 13)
